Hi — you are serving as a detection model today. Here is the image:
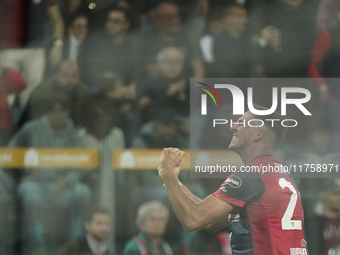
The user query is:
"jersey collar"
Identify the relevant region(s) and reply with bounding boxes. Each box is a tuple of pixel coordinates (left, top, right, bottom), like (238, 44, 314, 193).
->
(249, 154, 272, 164)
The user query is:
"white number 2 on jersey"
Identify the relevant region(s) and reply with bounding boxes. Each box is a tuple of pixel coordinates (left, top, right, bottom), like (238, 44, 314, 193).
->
(279, 178, 302, 230)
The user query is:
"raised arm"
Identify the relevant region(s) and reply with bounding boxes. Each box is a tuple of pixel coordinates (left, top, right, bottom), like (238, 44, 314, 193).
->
(48, 4, 64, 65)
(158, 148, 233, 232)
(179, 182, 202, 204)
(179, 182, 230, 232)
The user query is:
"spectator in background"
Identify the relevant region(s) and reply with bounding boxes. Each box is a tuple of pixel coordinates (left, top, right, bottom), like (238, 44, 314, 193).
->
(140, 1, 204, 79)
(22, 59, 89, 129)
(138, 47, 189, 125)
(138, 0, 160, 33)
(0, 168, 16, 255)
(190, 229, 232, 255)
(316, 0, 340, 32)
(124, 201, 173, 255)
(183, 0, 209, 39)
(132, 109, 189, 149)
(0, 68, 26, 145)
(94, 72, 132, 114)
(78, 102, 125, 151)
(47, 13, 88, 68)
(199, 7, 226, 77)
(93, 72, 135, 147)
(0, 0, 64, 111)
(66, 14, 88, 61)
(208, 3, 253, 78)
(45, 14, 88, 76)
(58, 0, 84, 27)
(10, 94, 91, 254)
(251, 0, 318, 77)
(308, 17, 340, 151)
(26, 0, 64, 56)
(78, 7, 138, 91)
(78, 100, 128, 236)
(305, 179, 340, 254)
(56, 207, 111, 255)
(66, 0, 131, 32)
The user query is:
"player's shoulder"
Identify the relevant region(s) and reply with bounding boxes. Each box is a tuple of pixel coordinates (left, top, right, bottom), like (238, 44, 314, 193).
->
(221, 170, 264, 191)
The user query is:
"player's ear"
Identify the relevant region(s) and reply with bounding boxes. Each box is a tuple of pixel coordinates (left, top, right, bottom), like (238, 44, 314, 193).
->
(254, 129, 264, 143)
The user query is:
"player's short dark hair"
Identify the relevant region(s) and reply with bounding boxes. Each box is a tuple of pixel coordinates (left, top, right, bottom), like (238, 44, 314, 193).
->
(85, 207, 110, 223)
(251, 104, 287, 146)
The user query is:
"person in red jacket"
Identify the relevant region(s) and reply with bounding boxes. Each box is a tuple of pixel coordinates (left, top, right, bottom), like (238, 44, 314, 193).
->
(308, 24, 340, 151)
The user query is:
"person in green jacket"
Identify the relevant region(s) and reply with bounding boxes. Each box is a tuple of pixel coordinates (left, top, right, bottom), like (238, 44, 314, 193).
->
(124, 201, 173, 255)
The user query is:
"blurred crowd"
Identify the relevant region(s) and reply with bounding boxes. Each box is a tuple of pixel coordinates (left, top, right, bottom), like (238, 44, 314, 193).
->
(0, 0, 340, 254)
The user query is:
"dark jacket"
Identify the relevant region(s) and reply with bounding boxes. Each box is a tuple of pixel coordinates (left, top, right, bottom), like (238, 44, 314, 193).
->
(56, 236, 111, 255)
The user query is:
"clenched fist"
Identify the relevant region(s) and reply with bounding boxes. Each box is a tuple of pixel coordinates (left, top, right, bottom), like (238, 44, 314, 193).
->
(158, 148, 185, 183)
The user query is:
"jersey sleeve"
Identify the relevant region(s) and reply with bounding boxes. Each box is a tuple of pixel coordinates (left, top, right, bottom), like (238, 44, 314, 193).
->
(213, 171, 265, 207)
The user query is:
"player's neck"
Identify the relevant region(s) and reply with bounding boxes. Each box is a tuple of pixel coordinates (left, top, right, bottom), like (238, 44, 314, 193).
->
(239, 146, 272, 165)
